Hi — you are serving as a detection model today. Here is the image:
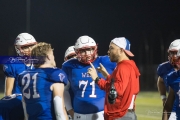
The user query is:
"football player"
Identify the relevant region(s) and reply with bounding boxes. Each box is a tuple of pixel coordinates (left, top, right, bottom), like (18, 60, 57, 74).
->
(157, 39, 180, 119)
(0, 33, 37, 120)
(64, 46, 77, 61)
(64, 46, 77, 120)
(18, 42, 68, 120)
(62, 35, 116, 120)
(4, 33, 37, 96)
(163, 48, 180, 120)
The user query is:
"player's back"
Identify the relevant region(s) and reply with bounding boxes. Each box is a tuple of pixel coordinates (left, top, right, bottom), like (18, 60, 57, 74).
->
(62, 55, 116, 114)
(18, 67, 67, 120)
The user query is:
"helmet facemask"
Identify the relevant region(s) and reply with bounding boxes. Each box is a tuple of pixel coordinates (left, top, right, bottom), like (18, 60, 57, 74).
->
(75, 46, 97, 64)
(168, 50, 178, 67)
(15, 43, 36, 56)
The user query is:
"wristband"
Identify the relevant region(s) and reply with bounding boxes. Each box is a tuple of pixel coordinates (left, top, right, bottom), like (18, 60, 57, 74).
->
(95, 77, 100, 83)
(161, 95, 166, 100)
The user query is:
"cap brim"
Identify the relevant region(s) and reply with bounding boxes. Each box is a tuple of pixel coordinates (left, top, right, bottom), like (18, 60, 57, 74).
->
(124, 50, 134, 57)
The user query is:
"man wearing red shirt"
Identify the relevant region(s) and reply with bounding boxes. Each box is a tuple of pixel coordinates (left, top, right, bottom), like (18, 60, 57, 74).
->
(88, 37, 140, 120)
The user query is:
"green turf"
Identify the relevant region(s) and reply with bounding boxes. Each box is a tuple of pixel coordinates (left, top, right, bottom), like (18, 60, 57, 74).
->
(0, 91, 162, 119)
(0, 93, 3, 98)
(136, 91, 162, 120)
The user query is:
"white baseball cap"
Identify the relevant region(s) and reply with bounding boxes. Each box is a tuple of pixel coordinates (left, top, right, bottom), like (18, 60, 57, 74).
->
(111, 37, 134, 57)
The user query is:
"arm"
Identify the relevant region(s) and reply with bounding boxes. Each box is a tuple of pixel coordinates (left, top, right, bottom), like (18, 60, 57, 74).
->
(51, 83, 68, 120)
(157, 76, 167, 106)
(162, 87, 175, 120)
(64, 81, 74, 118)
(4, 77, 15, 96)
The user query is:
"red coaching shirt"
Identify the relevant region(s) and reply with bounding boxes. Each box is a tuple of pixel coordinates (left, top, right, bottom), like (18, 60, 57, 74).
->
(97, 60, 140, 120)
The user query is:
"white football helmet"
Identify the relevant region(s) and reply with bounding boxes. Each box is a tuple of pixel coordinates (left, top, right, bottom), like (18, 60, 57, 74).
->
(64, 46, 76, 61)
(74, 35, 97, 64)
(14, 33, 37, 56)
(168, 39, 180, 66)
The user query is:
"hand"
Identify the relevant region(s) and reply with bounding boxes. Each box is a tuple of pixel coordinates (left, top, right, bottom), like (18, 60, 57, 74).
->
(97, 63, 109, 79)
(162, 98, 167, 106)
(88, 62, 98, 80)
(68, 109, 74, 119)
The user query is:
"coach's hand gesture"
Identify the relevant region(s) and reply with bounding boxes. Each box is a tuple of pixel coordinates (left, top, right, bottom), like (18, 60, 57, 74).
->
(97, 63, 109, 79)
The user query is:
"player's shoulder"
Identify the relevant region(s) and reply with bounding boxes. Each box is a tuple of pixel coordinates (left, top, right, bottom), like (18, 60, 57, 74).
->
(62, 58, 78, 67)
(96, 55, 116, 67)
(95, 55, 111, 63)
(44, 67, 68, 84)
(157, 61, 173, 72)
(157, 61, 174, 77)
(157, 61, 173, 74)
(166, 70, 178, 84)
(97, 55, 109, 60)
(4, 63, 26, 69)
(50, 67, 66, 75)
(62, 58, 83, 69)
(3, 63, 27, 77)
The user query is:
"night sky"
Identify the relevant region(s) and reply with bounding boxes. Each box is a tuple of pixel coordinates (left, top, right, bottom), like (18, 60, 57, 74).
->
(1, 0, 180, 67)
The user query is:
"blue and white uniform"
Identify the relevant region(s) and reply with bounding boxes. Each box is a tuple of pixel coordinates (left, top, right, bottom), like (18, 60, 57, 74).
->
(18, 68, 67, 120)
(62, 56, 116, 120)
(167, 70, 180, 120)
(157, 61, 177, 119)
(157, 61, 175, 91)
(3, 63, 32, 94)
(0, 63, 32, 120)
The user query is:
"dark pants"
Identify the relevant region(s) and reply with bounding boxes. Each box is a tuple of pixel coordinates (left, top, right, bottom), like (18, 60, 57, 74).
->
(115, 111, 137, 120)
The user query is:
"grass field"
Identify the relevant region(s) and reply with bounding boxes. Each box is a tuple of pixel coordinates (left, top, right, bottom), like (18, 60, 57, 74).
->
(136, 91, 162, 120)
(0, 91, 162, 120)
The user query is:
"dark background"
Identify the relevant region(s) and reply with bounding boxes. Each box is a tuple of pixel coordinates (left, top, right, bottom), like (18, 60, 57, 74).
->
(1, 0, 180, 91)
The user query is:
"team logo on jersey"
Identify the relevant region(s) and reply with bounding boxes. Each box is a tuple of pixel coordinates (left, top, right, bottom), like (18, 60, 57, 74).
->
(3, 65, 8, 71)
(58, 73, 65, 82)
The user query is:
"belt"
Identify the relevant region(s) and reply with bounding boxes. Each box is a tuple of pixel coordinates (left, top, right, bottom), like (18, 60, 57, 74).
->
(128, 109, 134, 112)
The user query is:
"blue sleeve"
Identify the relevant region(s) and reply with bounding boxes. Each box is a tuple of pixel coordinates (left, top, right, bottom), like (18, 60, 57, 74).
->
(166, 71, 177, 87)
(157, 62, 170, 78)
(3, 64, 16, 78)
(157, 64, 163, 77)
(49, 69, 68, 85)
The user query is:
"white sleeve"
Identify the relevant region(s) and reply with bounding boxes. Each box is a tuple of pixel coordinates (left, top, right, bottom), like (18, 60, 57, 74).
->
(53, 96, 66, 120)
(64, 81, 73, 111)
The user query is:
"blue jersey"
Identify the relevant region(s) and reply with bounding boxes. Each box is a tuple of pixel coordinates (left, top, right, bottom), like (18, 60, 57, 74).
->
(3, 63, 32, 94)
(62, 56, 116, 114)
(0, 94, 24, 120)
(157, 61, 175, 91)
(167, 71, 180, 120)
(18, 68, 68, 120)
(0, 63, 32, 120)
